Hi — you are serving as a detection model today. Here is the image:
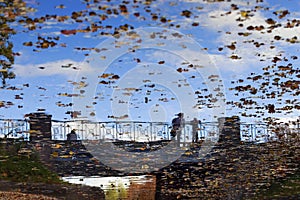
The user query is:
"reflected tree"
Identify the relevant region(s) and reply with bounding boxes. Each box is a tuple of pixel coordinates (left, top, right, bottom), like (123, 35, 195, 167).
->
(0, 0, 30, 86)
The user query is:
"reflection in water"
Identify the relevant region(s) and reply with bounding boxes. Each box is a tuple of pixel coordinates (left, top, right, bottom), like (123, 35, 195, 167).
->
(62, 175, 156, 200)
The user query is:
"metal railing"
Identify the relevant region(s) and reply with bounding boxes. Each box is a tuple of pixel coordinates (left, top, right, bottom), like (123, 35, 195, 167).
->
(1, 118, 299, 143)
(52, 120, 173, 141)
(51, 120, 299, 143)
(0, 119, 30, 141)
(51, 120, 221, 142)
(240, 123, 272, 143)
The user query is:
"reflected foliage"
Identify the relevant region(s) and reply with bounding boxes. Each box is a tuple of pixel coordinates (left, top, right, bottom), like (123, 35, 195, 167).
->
(0, 0, 30, 86)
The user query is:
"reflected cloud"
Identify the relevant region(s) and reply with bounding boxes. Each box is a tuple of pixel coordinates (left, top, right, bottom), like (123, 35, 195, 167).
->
(13, 59, 93, 78)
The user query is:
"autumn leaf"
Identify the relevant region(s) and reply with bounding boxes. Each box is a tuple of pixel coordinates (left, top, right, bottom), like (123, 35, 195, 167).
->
(181, 10, 192, 18)
(230, 54, 241, 59)
(61, 29, 77, 35)
(265, 18, 276, 25)
(226, 44, 236, 50)
(23, 41, 33, 46)
(110, 75, 120, 80)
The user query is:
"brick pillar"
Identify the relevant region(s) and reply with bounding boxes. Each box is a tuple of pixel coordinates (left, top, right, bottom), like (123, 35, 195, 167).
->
(28, 112, 53, 166)
(28, 112, 52, 142)
(218, 116, 241, 146)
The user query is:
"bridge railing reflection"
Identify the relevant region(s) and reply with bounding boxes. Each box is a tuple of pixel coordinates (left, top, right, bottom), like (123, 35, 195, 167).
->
(51, 120, 299, 143)
(0, 119, 30, 140)
(51, 120, 222, 142)
(52, 120, 172, 141)
(0, 118, 298, 143)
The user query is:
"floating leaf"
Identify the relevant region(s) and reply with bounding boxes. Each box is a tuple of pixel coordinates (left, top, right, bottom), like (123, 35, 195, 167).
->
(23, 41, 33, 46)
(61, 29, 77, 35)
(181, 10, 192, 18)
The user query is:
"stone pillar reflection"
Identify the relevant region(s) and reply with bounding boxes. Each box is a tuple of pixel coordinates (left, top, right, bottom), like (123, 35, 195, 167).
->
(218, 116, 241, 146)
(28, 112, 52, 141)
(28, 112, 52, 165)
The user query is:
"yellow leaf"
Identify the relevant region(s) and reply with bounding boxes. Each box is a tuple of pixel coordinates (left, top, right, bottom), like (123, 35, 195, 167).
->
(241, 11, 248, 17)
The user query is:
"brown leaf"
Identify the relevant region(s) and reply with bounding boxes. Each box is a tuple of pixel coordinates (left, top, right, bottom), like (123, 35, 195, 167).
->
(226, 44, 236, 50)
(265, 18, 276, 25)
(61, 29, 77, 35)
(23, 42, 33, 46)
(181, 10, 192, 18)
(110, 75, 120, 80)
(230, 55, 241, 59)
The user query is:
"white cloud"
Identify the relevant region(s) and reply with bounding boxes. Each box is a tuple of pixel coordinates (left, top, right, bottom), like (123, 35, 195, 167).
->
(13, 59, 93, 78)
(189, 6, 300, 74)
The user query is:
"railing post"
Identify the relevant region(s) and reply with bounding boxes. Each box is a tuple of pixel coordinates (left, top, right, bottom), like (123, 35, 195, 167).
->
(11, 120, 15, 137)
(63, 121, 67, 140)
(167, 123, 170, 140)
(25, 119, 30, 140)
(297, 117, 300, 135)
(133, 121, 135, 141)
(184, 126, 187, 145)
(264, 124, 268, 142)
(115, 122, 118, 141)
(249, 124, 253, 142)
(150, 122, 153, 142)
(100, 122, 103, 140)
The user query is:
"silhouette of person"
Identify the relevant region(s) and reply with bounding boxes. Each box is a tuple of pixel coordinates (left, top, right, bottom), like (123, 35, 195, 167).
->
(67, 129, 77, 141)
(192, 118, 199, 143)
(171, 113, 185, 146)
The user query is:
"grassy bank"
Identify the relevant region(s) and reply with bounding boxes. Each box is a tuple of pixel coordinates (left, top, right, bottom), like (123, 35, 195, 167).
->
(0, 139, 62, 183)
(0, 139, 105, 199)
(254, 169, 300, 199)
